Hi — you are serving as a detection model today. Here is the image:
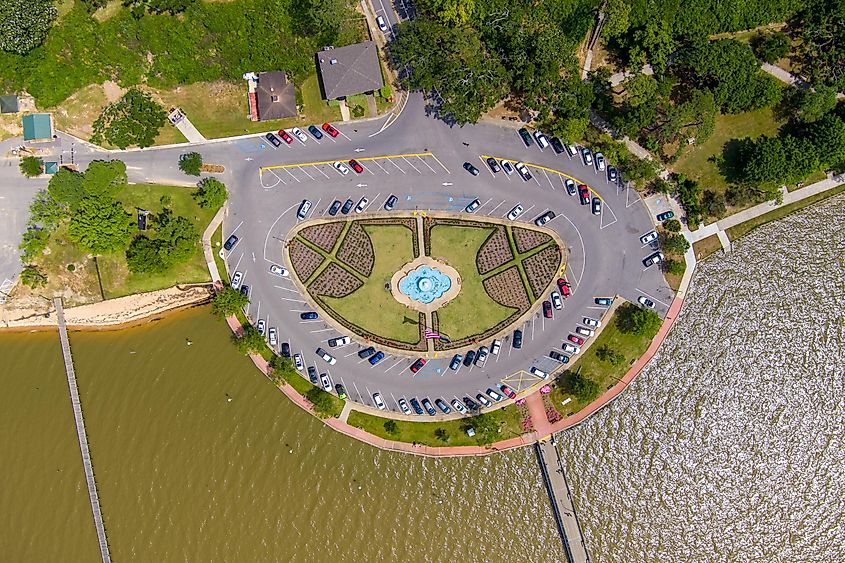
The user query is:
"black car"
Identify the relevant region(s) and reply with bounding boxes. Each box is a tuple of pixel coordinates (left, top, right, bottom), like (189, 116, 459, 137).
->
(449, 354, 463, 370)
(328, 200, 342, 216)
(334, 383, 347, 400)
(307, 124, 323, 139)
(307, 366, 318, 385)
(463, 350, 477, 366)
(358, 346, 376, 359)
(341, 198, 354, 214)
(422, 398, 437, 416)
(409, 398, 424, 415)
(549, 350, 569, 363)
(280, 342, 291, 358)
(384, 194, 398, 211)
(607, 166, 618, 182)
(463, 162, 480, 176)
(592, 197, 602, 215)
(435, 398, 452, 414)
(463, 397, 480, 412)
(265, 132, 282, 147)
(513, 329, 523, 349)
(518, 128, 534, 147)
(486, 157, 501, 173)
(550, 137, 565, 154)
(223, 234, 239, 251)
(239, 285, 250, 297)
(300, 311, 318, 320)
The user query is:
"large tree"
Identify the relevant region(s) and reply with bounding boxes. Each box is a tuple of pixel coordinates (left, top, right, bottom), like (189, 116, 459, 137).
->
(47, 168, 86, 210)
(19, 156, 43, 178)
(0, 0, 57, 55)
(91, 89, 167, 149)
(792, 0, 845, 90)
(211, 285, 249, 317)
(192, 177, 228, 209)
(82, 160, 128, 199)
(154, 208, 198, 267)
(68, 197, 134, 254)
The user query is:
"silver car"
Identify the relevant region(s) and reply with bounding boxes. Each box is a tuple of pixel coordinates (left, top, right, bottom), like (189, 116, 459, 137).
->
(291, 127, 307, 143)
(230, 270, 243, 289)
(507, 204, 524, 221)
(297, 199, 311, 219)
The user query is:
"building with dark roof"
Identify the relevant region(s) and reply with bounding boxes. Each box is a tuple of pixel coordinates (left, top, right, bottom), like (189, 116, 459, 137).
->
(316, 42, 384, 100)
(0, 95, 19, 114)
(252, 71, 296, 122)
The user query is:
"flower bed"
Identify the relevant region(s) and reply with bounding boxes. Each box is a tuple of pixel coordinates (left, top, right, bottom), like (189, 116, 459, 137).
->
(289, 238, 324, 282)
(483, 266, 531, 310)
(299, 221, 345, 252)
(523, 245, 562, 299)
(308, 263, 362, 298)
(336, 222, 374, 276)
(476, 226, 513, 274)
(513, 226, 551, 254)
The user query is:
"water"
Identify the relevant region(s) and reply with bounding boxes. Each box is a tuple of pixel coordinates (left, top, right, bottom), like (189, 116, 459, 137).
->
(559, 194, 845, 562)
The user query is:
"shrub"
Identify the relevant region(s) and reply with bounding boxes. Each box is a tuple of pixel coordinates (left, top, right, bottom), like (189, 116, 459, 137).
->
(179, 152, 203, 176)
(19, 265, 47, 288)
(305, 387, 337, 419)
(573, 374, 600, 402)
(434, 428, 449, 442)
(665, 258, 686, 275)
(232, 325, 266, 354)
(19, 156, 43, 177)
(91, 89, 167, 149)
(211, 285, 249, 317)
(660, 232, 690, 255)
(615, 303, 662, 337)
(384, 419, 398, 434)
(192, 177, 228, 209)
(663, 219, 682, 232)
(751, 32, 790, 64)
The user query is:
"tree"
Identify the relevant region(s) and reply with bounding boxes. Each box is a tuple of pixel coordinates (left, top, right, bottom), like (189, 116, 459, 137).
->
(791, 0, 845, 90)
(91, 89, 167, 149)
(660, 232, 690, 254)
(192, 177, 228, 209)
(676, 175, 703, 229)
(211, 285, 249, 317)
(701, 190, 726, 218)
(596, 345, 625, 366)
(663, 218, 682, 232)
(48, 168, 86, 210)
(179, 152, 203, 176)
(126, 236, 166, 273)
(232, 325, 266, 354)
(434, 428, 449, 442)
(629, 21, 675, 75)
(789, 86, 838, 123)
(616, 303, 662, 336)
(417, 0, 475, 26)
(19, 228, 51, 262)
(573, 374, 600, 402)
(305, 387, 337, 418)
(808, 114, 845, 169)
(19, 265, 48, 288)
(268, 355, 294, 385)
(665, 258, 686, 275)
(82, 160, 128, 199)
(154, 208, 198, 267)
(19, 156, 43, 178)
(27, 190, 65, 230)
(384, 419, 398, 434)
(68, 197, 133, 254)
(123, 0, 195, 15)
(0, 0, 57, 55)
(751, 31, 790, 64)
(603, 0, 632, 39)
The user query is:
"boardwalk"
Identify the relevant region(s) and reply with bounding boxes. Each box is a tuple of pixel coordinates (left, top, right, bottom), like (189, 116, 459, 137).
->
(54, 298, 112, 563)
(536, 438, 590, 563)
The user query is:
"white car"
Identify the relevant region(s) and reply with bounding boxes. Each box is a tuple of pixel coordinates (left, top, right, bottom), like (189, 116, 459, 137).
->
(465, 198, 481, 213)
(551, 291, 563, 310)
(643, 251, 664, 267)
(316, 347, 336, 365)
(354, 197, 369, 213)
(476, 394, 491, 408)
(486, 388, 503, 402)
(500, 160, 515, 175)
(562, 343, 581, 354)
(507, 204, 524, 221)
(490, 339, 501, 355)
(256, 319, 266, 336)
(291, 127, 307, 143)
(565, 144, 578, 157)
(640, 230, 658, 245)
(328, 336, 351, 347)
(376, 15, 388, 32)
(595, 152, 606, 171)
(294, 353, 304, 371)
(582, 147, 593, 166)
(269, 264, 289, 277)
(231, 271, 243, 289)
(398, 398, 411, 415)
(514, 161, 532, 181)
(533, 131, 550, 149)
(564, 178, 576, 195)
(333, 161, 350, 175)
(268, 327, 278, 347)
(575, 326, 594, 338)
(451, 399, 468, 414)
(297, 199, 311, 219)
(583, 317, 601, 328)
(529, 366, 548, 378)
(373, 393, 386, 410)
(638, 296, 656, 309)
(319, 372, 332, 392)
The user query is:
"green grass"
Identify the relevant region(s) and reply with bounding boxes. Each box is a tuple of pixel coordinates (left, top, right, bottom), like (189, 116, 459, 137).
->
(346, 404, 525, 447)
(322, 225, 420, 344)
(726, 183, 845, 241)
(429, 225, 515, 340)
(549, 305, 660, 416)
(693, 234, 723, 261)
(97, 184, 218, 298)
(30, 223, 103, 305)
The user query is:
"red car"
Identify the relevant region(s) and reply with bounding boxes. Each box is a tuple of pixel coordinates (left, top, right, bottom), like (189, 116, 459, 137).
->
(498, 384, 516, 399)
(578, 184, 590, 205)
(348, 159, 363, 173)
(568, 334, 585, 346)
(279, 130, 293, 144)
(557, 277, 571, 297)
(322, 122, 339, 138)
(410, 358, 427, 373)
(542, 300, 553, 318)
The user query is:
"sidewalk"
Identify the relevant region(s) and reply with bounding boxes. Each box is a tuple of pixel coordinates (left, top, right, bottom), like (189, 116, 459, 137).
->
(761, 63, 845, 100)
(202, 207, 225, 284)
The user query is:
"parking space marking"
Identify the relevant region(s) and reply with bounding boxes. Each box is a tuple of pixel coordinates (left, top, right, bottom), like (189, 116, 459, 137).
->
(418, 156, 437, 173)
(388, 158, 406, 174)
(429, 153, 451, 173)
(297, 166, 315, 180)
(278, 296, 306, 303)
(371, 159, 390, 174)
(310, 328, 334, 334)
(475, 197, 494, 213)
(384, 359, 404, 373)
(600, 202, 618, 230)
(481, 155, 612, 203)
(402, 156, 421, 174)
(488, 199, 506, 216)
(542, 169, 556, 190)
(273, 285, 299, 293)
(362, 193, 381, 213)
(283, 168, 301, 183)
(314, 165, 330, 179)
(260, 152, 438, 172)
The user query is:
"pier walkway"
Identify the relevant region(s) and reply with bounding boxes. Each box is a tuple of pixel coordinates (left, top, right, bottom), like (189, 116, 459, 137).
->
(54, 298, 112, 563)
(535, 437, 590, 563)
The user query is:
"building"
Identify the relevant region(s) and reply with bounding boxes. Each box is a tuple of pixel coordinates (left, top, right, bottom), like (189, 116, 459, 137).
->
(316, 41, 384, 100)
(0, 95, 19, 114)
(21, 113, 54, 142)
(244, 71, 296, 122)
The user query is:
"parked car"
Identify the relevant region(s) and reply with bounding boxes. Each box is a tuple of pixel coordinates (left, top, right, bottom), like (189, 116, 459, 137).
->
(328, 336, 351, 347)
(328, 200, 342, 216)
(638, 295, 656, 309)
(316, 347, 336, 365)
(450, 399, 467, 414)
(384, 194, 398, 211)
(223, 234, 239, 251)
(349, 159, 364, 173)
(281, 342, 291, 358)
(640, 230, 658, 245)
(498, 383, 516, 399)
(307, 366, 318, 385)
(293, 353, 303, 371)
(297, 199, 311, 219)
(335, 384, 347, 400)
(581, 147, 593, 166)
(550, 137, 565, 154)
(515, 161, 532, 182)
(376, 15, 389, 32)
(373, 393, 386, 410)
(486, 157, 501, 173)
(463, 396, 480, 411)
(557, 278, 571, 298)
(410, 358, 427, 373)
(564, 178, 577, 196)
(583, 317, 601, 328)
(256, 319, 266, 336)
(656, 211, 675, 222)
(291, 127, 307, 143)
(543, 300, 553, 318)
(369, 351, 386, 365)
(333, 161, 350, 175)
(486, 388, 504, 402)
(595, 297, 613, 306)
(474, 346, 489, 367)
(463, 162, 480, 176)
(518, 128, 534, 147)
(607, 166, 618, 182)
(507, 204, 524, 221)
(551, 291, 562, 310)
(449, 354, 463, 371)
(513, 329, 523, 349)
(562, 343, 581, 354)
(643, 251, 664, 267)
(279, 130, 293, 144)
(354, 197, 369, 213)
(529, 366, 548, 378)
(422, 398, 436, 416)
(300, 311, 318, 320)
(463, 350, 477, 366)
(358, 346, 376, 359)
(578, 184, 590, 205)
(265, 132, 281, 147)
(435, 399, 452, 414)
(534, 210, 555, 226)
(595, 152, 606, 171)
(231, 271, 243, 289)
(307, 124, 323, 139)
(501, 160, 515, 175)
(549, 350, 569, 363)
(410, 398, 424, 415)
(465, 198, 481, 213)
(341, 198, 354, 214)
(269, 264, 288, 277)
(239, 285, 250, 297)
(575, 326, 594, 338)
(321, 122, 339, 137)
(476, 394, 492, 408)
(490, 339, 501, 355)
(565, 144, 578, 157)
(568, 334, 586, 346)
(533, 130, 550, 149)
(319, 373, 332, 392)
(592, 197, 602, 215)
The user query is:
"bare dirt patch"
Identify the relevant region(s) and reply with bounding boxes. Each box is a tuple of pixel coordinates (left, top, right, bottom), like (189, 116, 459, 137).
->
(309, 263, 362, 298)
(523, 245, 562, 299)
(476, 226, 513, 274)
(336, 222, 374, 276)
(513, 226, 551, 254)
(483, 266, 530, 311)
(300, 222, 345, 253)
(289, 239, 324, 282)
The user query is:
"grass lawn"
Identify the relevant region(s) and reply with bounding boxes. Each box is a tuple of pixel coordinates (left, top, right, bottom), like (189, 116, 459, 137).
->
(25, 223, 102, 306)
(549, 305, 660, 416)
(97, 184, 217, 298)
(346, 404, 525, 447)
(322, 225, 420, 344)
(693, 234, 723, 261)
(429, 225, 515, 340)
(211, 223, 228, 281)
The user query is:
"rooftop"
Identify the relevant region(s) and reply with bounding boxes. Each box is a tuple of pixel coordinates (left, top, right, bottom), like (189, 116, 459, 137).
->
(0, 95, 19, 114)
(22, 113, 53, 141)
(316, 42, 384, 100)
(255, 71, 296, 121)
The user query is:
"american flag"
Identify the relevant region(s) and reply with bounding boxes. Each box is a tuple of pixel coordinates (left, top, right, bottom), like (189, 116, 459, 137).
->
(424, 329, 440, 339)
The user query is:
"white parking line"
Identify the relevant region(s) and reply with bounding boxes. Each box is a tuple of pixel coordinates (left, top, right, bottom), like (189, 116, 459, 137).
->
(371, 159, 390, 174)
(384, 359, 403, 373)
(543, 169, 556, 190)
(297, 166, 315, 180)
(488, 200, 506, 216)
(228, 220, 244, 238)
(388, 159, 406, 174)
(418, 156, 436, 173)
(362, 193, 381, 212)
(305, 198, 321, 219)
(310, 328, 334, 333)
(314, 165, 330, 179)
(401, 156, 421, 174)
(475, 197, 493, 212)
(351, 380, 364, 402)
(283, 168, 301, 183)
(430, 153, 451, 173)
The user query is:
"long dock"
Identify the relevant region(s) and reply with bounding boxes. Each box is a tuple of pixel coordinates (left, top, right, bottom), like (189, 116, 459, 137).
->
(535, 437, 590, 563)
(54, 298, 112, 563)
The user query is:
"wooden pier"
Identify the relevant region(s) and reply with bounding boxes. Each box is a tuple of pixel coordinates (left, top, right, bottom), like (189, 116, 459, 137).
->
(54, 298, 112, 563)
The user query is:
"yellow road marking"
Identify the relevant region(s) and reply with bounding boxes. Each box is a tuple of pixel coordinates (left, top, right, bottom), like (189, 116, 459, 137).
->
(259, 152, 436, 172)
(480, 155, 606, 202)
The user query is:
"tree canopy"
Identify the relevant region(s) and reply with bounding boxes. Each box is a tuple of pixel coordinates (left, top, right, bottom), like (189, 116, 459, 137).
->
(616, 303, 662, 337)
(47, 168, 86, 210)
(82, 160, 128, 199)
(19, 156, 43, 178)
(791, 0, 845, 90)
(232, 325, 266, 354)
(192, 177, 228, 209)
(91, 89, 167, 149)
(68, 197, 134, 254)
(179, 152, 203, 176)
(0, 0, 57, 55)
(211, 285, 249, 317)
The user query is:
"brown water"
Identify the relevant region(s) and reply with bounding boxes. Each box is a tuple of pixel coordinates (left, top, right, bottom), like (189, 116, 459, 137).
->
(1, 308, 563, 562)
